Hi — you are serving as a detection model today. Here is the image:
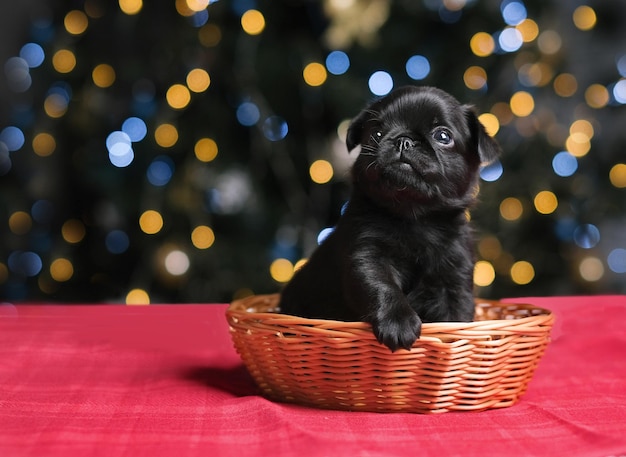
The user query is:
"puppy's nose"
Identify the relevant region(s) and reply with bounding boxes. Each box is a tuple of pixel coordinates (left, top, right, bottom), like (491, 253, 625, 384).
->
(395, 137, 416, 153)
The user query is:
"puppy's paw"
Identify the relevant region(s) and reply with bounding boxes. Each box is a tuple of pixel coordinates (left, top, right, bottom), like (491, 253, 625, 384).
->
(372, 307, 422, 352)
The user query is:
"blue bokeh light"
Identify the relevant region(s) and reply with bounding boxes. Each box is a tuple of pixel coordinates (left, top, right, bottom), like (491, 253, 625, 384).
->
(498, 27, 523, 52)
(617, 55, 626, 77)
(368, 71, 393, 96)
(106, 131, 134, 167)
(31, 200, 55, 225)
(236, 102, 260, 126)
(262, 116, 288, 141)
(19, 43, 45, 68)
(317, 227, 335, 245)
(4, 57, 31, 92)
(8, 251, 43, 277)
(189, 10, 209, 27)
(607, 248, 626, 273)
(122, 117, 147, 142)
(0, 126, 25, 151)
(405, 55, 430, 80)
(105, 230, 130, 254)
(573, 224, 600, 249)
(439, 6, 462, 23)
(501, 1, 527, 26)
(480, 160, 503, 182)
(613, 80, 626, 104)
(147, 156, 174, 186)
(326, 51, 350, 75)
(552, 151, 578, 177)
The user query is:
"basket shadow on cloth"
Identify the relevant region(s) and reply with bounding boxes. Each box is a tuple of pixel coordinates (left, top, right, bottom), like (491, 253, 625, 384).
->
(226, 294, 554, 414)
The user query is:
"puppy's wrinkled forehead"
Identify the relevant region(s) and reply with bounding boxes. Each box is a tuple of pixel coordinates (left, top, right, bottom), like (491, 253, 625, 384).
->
(378, 88, 465, 130)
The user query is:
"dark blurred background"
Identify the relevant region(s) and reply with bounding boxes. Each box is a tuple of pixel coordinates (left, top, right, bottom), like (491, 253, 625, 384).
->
(1, 0, 625, 304)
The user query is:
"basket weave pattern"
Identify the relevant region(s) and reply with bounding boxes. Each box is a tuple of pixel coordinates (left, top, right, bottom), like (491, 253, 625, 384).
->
(226, 294, 554, 414)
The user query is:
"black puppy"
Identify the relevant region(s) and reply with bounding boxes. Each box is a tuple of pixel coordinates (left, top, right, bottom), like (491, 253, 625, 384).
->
(279, 86, 500, 351)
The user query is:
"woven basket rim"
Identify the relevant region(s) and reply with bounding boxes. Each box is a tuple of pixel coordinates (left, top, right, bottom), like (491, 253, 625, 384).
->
(227, 293, 554, 336)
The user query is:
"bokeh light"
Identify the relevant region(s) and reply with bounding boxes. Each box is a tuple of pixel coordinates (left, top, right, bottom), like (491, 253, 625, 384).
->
(186, 68, 211, 92)
(509, 91, 534, 117)
(270, 258, 294, 283)
(573, 224, 600, 249)
(119, 0, 143, 15)
(121, 117, 147, 142)
(480, 160, 503, 182)
(579, 257, 604, 282)
(607, 249, 626, 274)
(62, 219, 86, 244)
(585, 84, 609, 109)
(262, 116, 289, 141)
(303, 62, 327, 87)
(194, 137, 219, 162)
(164, 250, 190, 276)
(126, 288, 150, 305)
(510, 261, 535, 285)
(154, 123, 179, 147)
(478, 113, 499, 137)
(64, 10, 89, 35)
(139, 210, 164, 235)
(50, 258, 74, 282)
(573, 5, 596, 31)
(191, 226, 215, 249)
(326, 51, 350, 75)
(464, 66, 487, 90)
(553, 73, 578, 97)
(368, 71, 393, 96)
(166, 84, 191, 109)
(609, 164, 626, 188)
(533, 190, 558, 215)
(405, 55, 430, 80)
(552, 151, 578, 177)
(470, 32, 495, 57)
(516, 18, 539, 42)
(92, 64, 116, 88)
(501, 1, 527, 26)
(474, 260, 496, 287)
(105, 230, 130, 254)
(147, 156, 175, 186)
(0, 127, 25, 151)
(500, 197, 523, 221)
(241, 9, 265, 35)
(309, 160, 333, 184)
(19, 43, 45, 68)
(52, 49, 76, 74)
(9, 211, 32, 235)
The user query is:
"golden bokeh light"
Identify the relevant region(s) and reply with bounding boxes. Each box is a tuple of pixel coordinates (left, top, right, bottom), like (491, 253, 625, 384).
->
(463, 66, 487, 90)
(186, 0, 209, 12)
(469, 32, 495, 57)
(154, 123, 179, 147)
(478, 236, 502, 261)
(194, 137, 218, 162)
(191, 225, 215, 249)
(303, 62, 327, 87)
(519, 62, 553, 87)
(553, 73, 578, 97)
(62, 219, 86, 244)
(270, 258, 294, 283)
(9, 211, 32, 235)
(166, 84, 191, 109)
(199, 24, 222, 47)
(92, 63, 116, 88)
(50, 258, 74, 282)
(534, 190, 558, 215)
(139, 210, 164, 235)
(126, 288, 150, 305)
(474, 260, 496, 287)
(579, 256, 604, 282)
(509, 91, 535, 117)
(32, 133, 57, 157)
(565, 132, 591, 157)
(570, 119, 594, 139)
(478, 113, 500, 137)
(511, 261, 535, 285)
(573, 5, 596, 31)
(52, 49, 77, 74)
(537, 30, 561, 55)
(119, 0, 143, 15)
(309, 159, 334, 184)
(186, 68, 211, 93)
(516, 18, 539, 42)
(44, 94, 68, 118)
(491, 102, 514, 126)
(609, 164, 626, 188)
(500, 197, 523, 221)
(241, 9, 266, 35)
(64, 10, 89, 35)
(585, 84, 609, 109)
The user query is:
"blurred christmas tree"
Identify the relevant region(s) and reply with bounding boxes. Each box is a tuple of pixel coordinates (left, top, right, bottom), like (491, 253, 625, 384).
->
(1, 0, 625, 303)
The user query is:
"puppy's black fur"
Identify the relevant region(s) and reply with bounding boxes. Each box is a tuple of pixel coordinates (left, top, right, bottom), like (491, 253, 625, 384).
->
(279, 86, 500, 351)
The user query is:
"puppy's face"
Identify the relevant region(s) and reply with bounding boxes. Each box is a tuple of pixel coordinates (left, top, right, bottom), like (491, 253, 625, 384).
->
(346, 86, 500, 214)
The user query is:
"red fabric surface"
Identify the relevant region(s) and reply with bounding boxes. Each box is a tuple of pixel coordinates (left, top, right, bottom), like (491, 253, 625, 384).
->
(1, 296, 625, 457)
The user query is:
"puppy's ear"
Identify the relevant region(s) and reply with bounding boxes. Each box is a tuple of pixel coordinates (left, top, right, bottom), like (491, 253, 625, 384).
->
(346, 109, 373, 152)
(463, 105, 501, 165)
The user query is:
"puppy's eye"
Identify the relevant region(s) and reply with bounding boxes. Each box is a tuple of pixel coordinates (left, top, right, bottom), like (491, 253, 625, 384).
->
(375, 131, 383, 139)
(432, 128, 453, 146)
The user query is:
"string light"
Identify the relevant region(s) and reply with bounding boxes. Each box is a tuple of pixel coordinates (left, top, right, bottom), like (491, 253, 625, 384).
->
(303, 62, 327, 87)
(139, 210, 164, 235)
(241, 9, 265, 35)
(191, 226, 215, 249)
(64, 10, 88, 35)
(309, 160, 334, 184)
(154, 123, 179, 147)
(52, 49, 76, 73)
(92, 64, 116, 88)
(194, 138, 219, 162)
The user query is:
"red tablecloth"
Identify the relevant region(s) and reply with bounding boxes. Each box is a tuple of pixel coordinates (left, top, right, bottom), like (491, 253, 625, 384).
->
(1, 296, 625, 457)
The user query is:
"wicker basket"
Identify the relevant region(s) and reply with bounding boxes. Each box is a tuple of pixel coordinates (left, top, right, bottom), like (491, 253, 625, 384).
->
(226, 294, 554, 414)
